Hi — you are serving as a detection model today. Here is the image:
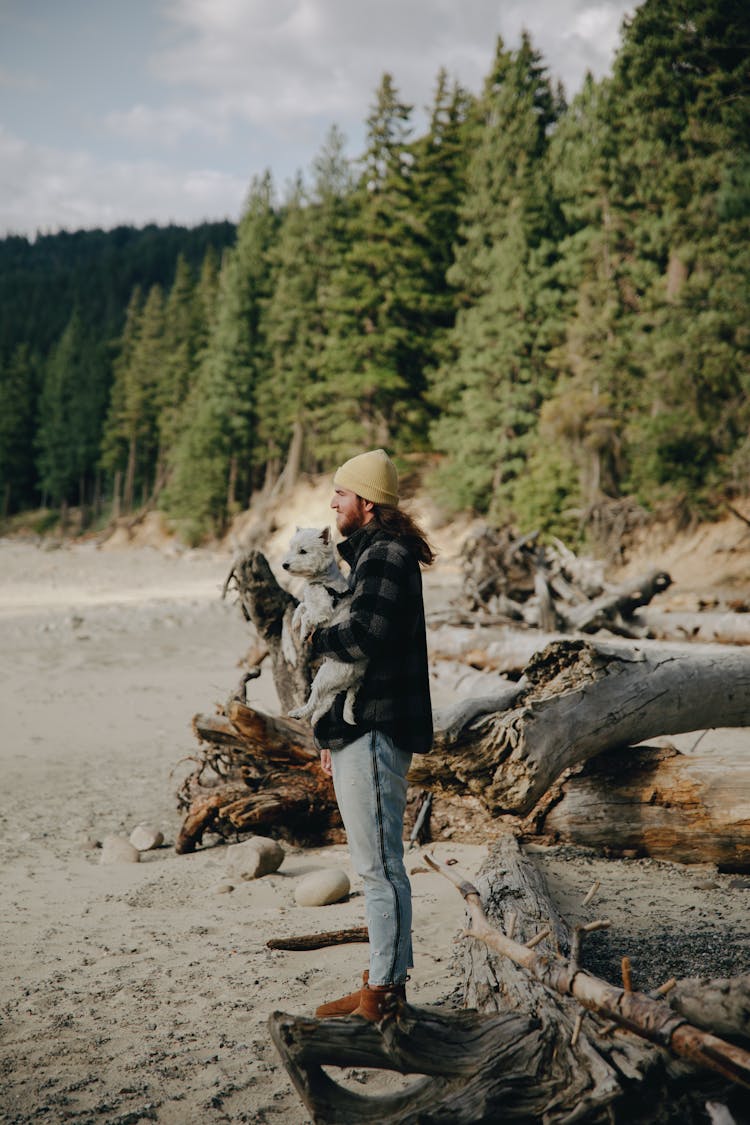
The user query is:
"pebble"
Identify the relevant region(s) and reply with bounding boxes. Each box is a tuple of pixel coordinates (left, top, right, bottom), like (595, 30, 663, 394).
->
(225, 836, 285, 880)
(100, 835, 140, 864)
(129, 824, 164, 851)
(214, 883, 235, 894)
(729, 877, 750, 891)
(294, 868, 350, 907)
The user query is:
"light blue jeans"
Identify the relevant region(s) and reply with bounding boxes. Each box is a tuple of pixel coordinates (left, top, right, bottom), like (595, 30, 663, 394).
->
(331, 729, 413, 986)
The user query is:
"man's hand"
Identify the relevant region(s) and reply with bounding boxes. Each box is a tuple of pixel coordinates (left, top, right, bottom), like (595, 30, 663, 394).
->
(320, 748, 332, 777)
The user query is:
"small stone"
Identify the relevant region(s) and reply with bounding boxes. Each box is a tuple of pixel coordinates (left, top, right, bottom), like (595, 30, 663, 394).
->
(225, 836, 285, 880)
(729, 877, 750, 891)
(100, 835, 140, 864)
(214, 883, 235, 894)
(294, 868, 350, 907)
(129, 824, 164, 851)
(693, 880, 719, 891)
(78, 834, 100, 851)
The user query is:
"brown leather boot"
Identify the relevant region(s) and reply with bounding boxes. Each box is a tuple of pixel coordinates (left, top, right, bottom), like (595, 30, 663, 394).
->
(351, 982, 406, 1021)
(315, 971, 369, 1018)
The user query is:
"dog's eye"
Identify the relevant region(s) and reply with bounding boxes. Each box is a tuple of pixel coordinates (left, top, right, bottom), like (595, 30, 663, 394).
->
(299, 548, 307, 554)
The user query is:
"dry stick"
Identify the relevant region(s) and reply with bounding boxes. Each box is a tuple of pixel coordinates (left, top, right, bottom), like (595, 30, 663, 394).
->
(582, 879, 601, 906)
(622, 956, 633, 993)
(423, 852, 750, 1091)
(266, 926, 369, 951)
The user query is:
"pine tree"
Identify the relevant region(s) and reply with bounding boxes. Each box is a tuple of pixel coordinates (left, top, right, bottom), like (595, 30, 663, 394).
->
(312, 75, 436, 461)
(163, 173, 278, 537)
(430, 34, 562, 518)
(410, 69, 474, 362)
(256, 127, 354, 484)
(37, 311, 108, 510)
(99, 285, 165, 511)
(610, 0, 750, 509)
(155, 256, 205, 490)
(0, 344, 38, 516)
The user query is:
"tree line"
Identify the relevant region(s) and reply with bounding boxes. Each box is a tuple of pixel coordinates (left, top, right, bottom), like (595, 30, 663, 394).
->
(1, 0, 748, 544)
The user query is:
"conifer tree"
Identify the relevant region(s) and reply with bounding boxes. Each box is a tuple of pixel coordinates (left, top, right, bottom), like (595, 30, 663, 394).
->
(313, 75, 435, 460)
(0, 344, 38, 516)
(155, 255, 205, 490)
(99, 285, 165, 511)
(163, 173, 278, 537)
(410, 69, 474, 361)
(37, 311, 108, 510)
(609, 0, 750, 508)
(430, 35, 562, 518)
(257, 127, 353, 483)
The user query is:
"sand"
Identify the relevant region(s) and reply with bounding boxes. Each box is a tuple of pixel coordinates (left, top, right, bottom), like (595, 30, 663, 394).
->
(1, 528, 748, 1125)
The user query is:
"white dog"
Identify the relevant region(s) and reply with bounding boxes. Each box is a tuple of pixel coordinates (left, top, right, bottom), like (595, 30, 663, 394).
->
(280, 527, 366, 727)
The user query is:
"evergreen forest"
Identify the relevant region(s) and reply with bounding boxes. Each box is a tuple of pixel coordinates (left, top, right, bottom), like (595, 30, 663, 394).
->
(1, 0, 748, 545)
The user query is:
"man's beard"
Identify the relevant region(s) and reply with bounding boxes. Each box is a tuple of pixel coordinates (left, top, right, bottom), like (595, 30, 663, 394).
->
(337, 506, 366, 537)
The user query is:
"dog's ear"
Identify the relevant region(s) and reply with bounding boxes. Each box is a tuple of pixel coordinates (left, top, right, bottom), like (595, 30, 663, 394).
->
(320, 527, 331, 544)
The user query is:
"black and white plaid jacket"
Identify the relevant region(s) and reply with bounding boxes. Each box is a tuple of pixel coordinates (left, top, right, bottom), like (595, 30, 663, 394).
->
(312, 524, 433, 755)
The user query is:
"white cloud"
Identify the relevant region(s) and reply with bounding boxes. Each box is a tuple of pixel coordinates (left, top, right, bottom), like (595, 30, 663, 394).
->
(0, 127, 247, 237)
(0, 1, 638, 236)
(154, 0, 636, 129)
(104, 103, 229, 146)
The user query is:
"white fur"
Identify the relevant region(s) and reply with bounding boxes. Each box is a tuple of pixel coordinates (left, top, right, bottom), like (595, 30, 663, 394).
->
(280, 527, 366, 727)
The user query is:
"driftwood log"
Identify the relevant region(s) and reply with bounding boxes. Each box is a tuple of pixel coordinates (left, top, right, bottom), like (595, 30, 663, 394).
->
(454, 522, 750, 645)
(269, 837, 750, 1123)
(175, 551, 750, 867)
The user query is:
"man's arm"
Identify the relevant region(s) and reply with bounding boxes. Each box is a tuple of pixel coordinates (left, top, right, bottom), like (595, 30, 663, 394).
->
(313, 542, 407, 664)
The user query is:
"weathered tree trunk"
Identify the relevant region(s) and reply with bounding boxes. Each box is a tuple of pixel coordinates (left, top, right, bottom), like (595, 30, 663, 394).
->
(175, 701, 343, 853)
(268, 838, 749, 1123)
(413, 639, 750, 818)
(557, 569, 672, 634)
(223, 549, 313, 712)
(539, 744, 750, 870)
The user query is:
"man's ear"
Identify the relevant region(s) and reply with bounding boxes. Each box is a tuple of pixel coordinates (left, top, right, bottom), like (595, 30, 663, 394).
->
(320, 527, 331, 544)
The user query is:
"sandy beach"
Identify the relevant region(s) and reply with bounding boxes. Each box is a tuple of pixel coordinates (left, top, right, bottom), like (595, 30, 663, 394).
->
(1, 520, 748, 1124)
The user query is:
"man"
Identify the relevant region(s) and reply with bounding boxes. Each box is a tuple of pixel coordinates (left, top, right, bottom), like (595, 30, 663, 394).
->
(309, 448, 434, 1021)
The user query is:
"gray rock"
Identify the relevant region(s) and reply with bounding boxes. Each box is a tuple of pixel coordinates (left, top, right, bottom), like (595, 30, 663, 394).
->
(294, 868, 350, 907)
(129, 824, 164, 851)
(100, 835, 140, 864)
(214, 883, 235, 894)
(225, 836, 285, 880)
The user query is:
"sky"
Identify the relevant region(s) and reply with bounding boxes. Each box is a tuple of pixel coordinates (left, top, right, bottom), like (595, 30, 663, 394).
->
(0, 0, 637, 239)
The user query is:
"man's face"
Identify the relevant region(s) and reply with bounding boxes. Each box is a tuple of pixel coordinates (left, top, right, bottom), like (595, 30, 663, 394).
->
(331, 487, 370, 537)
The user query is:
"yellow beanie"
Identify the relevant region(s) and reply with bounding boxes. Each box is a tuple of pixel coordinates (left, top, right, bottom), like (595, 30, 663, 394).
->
(333, 448, 399, 507)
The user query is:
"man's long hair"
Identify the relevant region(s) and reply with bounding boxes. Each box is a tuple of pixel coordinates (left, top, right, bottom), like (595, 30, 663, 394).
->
(370, 504, 435, 566)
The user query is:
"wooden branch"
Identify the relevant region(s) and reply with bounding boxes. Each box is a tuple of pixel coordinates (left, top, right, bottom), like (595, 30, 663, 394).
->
(425, 850, 750, 1091)
(267, 926, 369, 951)
(559, 569, 672, 633)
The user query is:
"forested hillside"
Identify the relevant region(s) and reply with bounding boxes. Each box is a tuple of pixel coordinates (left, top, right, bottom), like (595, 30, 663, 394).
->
(1, 0, 748, 545)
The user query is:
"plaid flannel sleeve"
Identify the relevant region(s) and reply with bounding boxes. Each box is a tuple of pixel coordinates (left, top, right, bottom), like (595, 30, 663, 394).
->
(313, 541, 405, 663)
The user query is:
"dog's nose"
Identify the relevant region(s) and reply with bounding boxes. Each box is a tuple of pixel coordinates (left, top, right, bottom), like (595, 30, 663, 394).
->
(282, 562, 290, 570)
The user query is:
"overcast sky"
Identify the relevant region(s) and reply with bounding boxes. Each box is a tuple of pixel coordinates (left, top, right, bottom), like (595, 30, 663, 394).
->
(0, 0, 637, 239)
